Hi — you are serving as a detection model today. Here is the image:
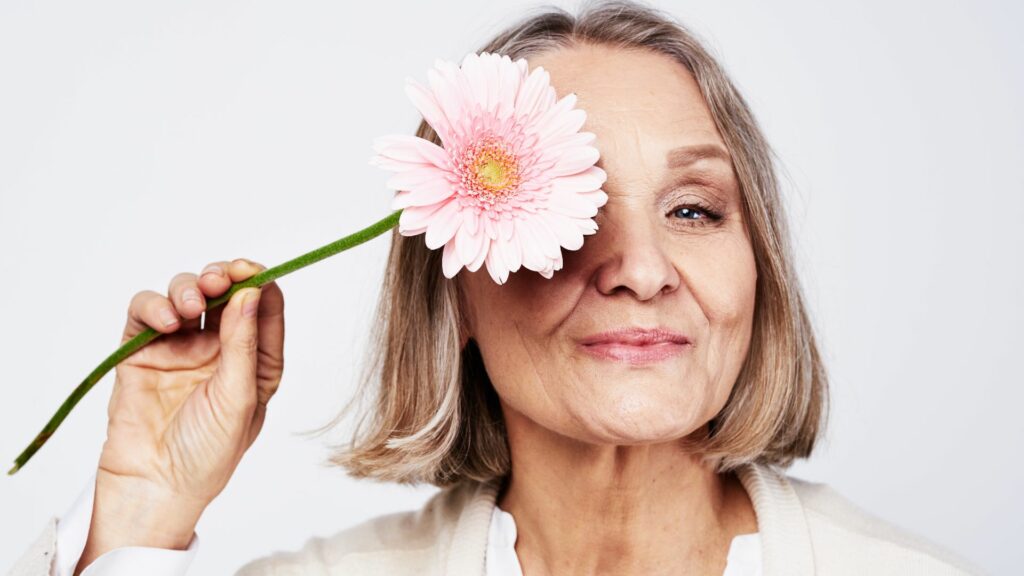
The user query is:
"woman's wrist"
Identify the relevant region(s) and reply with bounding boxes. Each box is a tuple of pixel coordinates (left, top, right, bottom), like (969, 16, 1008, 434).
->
(75, 470, 206, 573)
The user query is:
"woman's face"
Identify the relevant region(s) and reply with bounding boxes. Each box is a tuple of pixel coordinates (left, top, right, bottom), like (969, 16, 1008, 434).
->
(458, 43, 758, 446)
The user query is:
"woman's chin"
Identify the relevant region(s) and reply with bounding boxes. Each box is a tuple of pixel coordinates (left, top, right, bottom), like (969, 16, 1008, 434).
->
(571, 404, 704, 446)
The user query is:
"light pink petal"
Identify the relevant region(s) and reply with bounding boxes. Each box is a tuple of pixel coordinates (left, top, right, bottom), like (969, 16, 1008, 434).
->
(546, 146, 601, 179)
(526, 132, 598, 176)
(424, 199, 464, 250)
(369, 154, 412, 172)
(399, 201, 448, 235)
(549, 166, 607, 195)
(514, 67, 553, 122)
(546, 188, 602, 219)
(538, 254, 563, 279)
(539, 210, 584, 251)
(485, 249, 510, 285)
(522, 216, 562, 260)
(481, 53, 501, 114)
(441, 240, 463, 278)
(455, 221, 484, 264)
(494, 233, 523, 273)
(460, 53, 489, 113)
(390, 177, 455, 210)
(579, 188, 610, 209)
(498, 216, 514, 241)
(466, 234, 489, 272)
(373, 135, 450, 170)
(481, 214, 498, 240)
(578, 218, 599, 234)
(535, 106, 587, 148)
(516, 219, 548, 271)
(385, 165, 448, 190)
(495, 54, 520, 120)
(465, 208, 479, 236)
(404, 79, 452, 145)
(428, 64, 467, 139)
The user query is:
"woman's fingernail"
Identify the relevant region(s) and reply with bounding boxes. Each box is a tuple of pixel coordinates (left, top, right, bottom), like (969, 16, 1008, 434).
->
(242, 289, 261, 318)
(183, 288, 201, 304)
(159, 308, 179, 327)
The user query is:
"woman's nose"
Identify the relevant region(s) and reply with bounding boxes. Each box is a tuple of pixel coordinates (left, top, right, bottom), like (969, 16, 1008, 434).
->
(590, 213, 681, 301)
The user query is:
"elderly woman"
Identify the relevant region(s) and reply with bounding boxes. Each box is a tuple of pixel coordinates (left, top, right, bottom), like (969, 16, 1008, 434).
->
(12, 1, 983, 575)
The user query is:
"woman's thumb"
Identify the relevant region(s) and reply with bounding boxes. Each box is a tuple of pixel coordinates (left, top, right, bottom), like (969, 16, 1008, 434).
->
(212, 287, 262, 408)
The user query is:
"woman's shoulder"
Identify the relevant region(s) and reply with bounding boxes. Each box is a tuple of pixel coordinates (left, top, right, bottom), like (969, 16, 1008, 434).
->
(782, 472, 986, 575)
(233, 479, 489, 576)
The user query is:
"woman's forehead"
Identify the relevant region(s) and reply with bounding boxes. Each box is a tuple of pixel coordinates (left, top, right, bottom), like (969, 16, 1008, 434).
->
(528, 44, 727, 169)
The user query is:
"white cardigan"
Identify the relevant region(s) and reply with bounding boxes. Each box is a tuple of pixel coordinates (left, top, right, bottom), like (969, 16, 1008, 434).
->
(10, 461, 985, 575)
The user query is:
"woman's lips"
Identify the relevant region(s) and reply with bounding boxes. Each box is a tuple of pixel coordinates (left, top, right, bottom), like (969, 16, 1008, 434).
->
(579, 341, 690, 364)
(578, 327, 691, 364)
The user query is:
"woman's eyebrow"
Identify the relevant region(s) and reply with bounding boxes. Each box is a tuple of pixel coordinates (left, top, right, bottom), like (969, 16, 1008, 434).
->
(591, 143, 733, 173)
(666, 144, 731, 169)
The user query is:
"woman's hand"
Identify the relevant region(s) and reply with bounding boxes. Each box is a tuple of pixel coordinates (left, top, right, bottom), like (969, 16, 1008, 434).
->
(75, 258, 285, 573)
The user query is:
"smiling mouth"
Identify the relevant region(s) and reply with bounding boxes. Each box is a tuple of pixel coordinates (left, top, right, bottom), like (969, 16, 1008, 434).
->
(579, 341, 691, 365)
(577, 326, 692, 364)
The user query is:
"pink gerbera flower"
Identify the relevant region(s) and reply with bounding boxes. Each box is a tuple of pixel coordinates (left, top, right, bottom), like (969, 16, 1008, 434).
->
(370, 51, 609, 285)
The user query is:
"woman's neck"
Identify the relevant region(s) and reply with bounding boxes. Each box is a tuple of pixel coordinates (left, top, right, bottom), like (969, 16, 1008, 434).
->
(495, 408, 758, 576)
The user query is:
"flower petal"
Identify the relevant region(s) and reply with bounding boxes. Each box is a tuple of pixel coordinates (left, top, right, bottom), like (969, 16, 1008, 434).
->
(539, 209, 584, 251)
(485, 248, 510, 285)
(424, 199, 464, 250)
(546, 187, 602, 219)
(467, 234, 489, 272)
(549, 166, 607, 195)
(517, 219, 550, 271)
(399, 201, 447, 235)
(373, 135, 450, 170)
(514, 66, 554, 122)
(428, 63, 468, 140)
(547, 147, 601, 179)
(494, 233, 523, 273)
(385, 165, 448, 191)
(523, 216, 561, 260)
(455, 220, 483, 264)
(404, 79, 452, 145)
(390, 176, 456, 210)
(460, 52, 490, 113)
(496, 54, 520, 120)
(441, 240, 463, 278)
(535, 107, 587, 149)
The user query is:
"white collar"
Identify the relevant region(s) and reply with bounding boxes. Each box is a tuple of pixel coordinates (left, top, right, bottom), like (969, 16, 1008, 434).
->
(444, 461, 815, 576)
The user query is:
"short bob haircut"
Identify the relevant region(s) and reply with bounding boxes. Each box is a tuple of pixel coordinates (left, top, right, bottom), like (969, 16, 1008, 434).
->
(304, 0, 830, 488)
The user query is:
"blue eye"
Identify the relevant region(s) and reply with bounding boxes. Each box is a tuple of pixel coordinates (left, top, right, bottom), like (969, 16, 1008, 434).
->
(671, 204, 721, 225)
(673, 206, 705, 220)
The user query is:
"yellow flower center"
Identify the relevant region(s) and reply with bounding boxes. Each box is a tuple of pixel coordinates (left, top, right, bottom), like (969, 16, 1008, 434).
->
(459, 138, 521, 204)
(476, 155, 511, 189)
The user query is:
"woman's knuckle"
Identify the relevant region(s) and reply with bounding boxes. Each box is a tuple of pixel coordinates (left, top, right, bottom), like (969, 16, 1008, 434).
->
(200, 262, 225, 279)
(150, 295, 179, 327)
(168, 272, 196, 295)
(129, 290, 154, 312)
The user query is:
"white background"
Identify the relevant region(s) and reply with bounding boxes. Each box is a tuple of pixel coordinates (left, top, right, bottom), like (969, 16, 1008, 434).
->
(2, 0, 1021, 573)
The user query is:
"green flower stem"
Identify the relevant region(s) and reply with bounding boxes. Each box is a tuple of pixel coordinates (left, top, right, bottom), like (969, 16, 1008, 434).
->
(7, 209, 402, 476)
